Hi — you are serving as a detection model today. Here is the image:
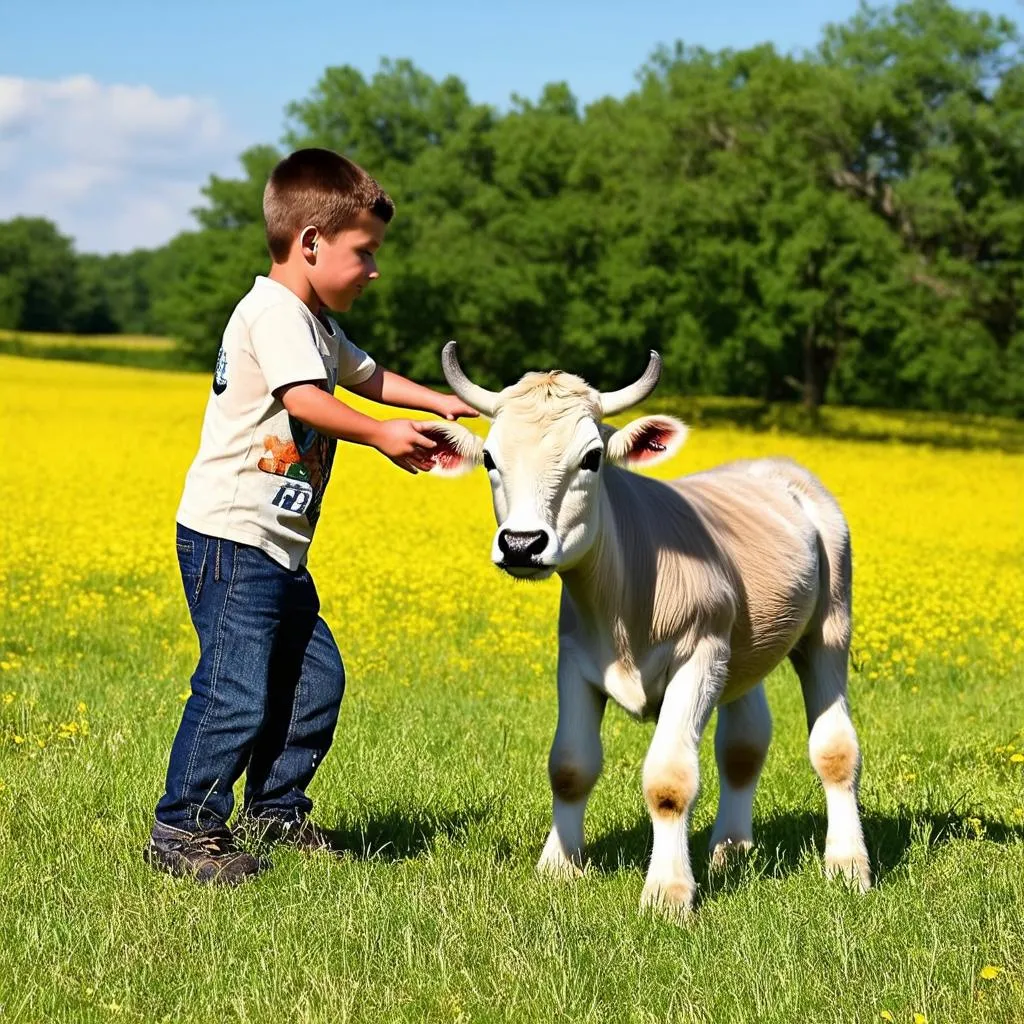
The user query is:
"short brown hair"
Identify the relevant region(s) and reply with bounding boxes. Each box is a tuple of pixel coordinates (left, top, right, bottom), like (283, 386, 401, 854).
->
(263, 148, 395, 262)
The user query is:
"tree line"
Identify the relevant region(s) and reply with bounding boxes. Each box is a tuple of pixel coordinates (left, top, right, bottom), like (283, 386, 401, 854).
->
(1, 0, 1022, 416)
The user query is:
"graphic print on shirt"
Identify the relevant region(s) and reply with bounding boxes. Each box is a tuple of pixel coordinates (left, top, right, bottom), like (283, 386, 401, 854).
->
(258, 418, 336, 526)
(212, 346, 228, 395)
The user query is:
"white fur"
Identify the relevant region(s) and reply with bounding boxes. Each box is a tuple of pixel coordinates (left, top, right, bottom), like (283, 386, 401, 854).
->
(421, 422, 484, 477)
(431, 370, 870, 916)
(709, 683, 772, 867)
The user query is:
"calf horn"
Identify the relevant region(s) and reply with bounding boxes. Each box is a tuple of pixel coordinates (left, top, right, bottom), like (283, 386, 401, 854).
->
(599, 350, 662, 417)
(441, 341, 500, 416)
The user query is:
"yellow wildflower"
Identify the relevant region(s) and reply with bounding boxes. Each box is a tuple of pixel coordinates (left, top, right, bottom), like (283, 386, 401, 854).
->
(980, 965, 1004, 980)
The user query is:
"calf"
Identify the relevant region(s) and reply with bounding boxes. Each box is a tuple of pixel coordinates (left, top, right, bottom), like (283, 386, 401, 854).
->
(426, 343, 871, 914)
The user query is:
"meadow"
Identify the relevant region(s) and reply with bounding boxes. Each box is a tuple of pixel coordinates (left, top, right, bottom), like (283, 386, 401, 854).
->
(0, 330, 183, 372)
(1, 354, 1022, 1023)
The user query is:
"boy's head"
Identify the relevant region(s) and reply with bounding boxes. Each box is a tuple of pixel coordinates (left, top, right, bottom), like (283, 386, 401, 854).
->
(263, 148, 395, 312)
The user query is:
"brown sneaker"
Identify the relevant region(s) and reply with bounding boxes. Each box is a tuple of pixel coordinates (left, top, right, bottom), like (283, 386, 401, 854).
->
(143, 823, 268, 884)
(241, 814, 338, 853)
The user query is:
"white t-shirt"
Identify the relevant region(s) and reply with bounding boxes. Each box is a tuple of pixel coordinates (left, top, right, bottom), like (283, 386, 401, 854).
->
(176, 275, 376, 570)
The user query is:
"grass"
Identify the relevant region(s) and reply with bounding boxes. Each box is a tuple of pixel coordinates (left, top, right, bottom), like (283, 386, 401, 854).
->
(3, 602, 1022, 1023)
(0, 354, 1022, 1022)
(0, 329, 176, 351)
(0, 329, 188, 371)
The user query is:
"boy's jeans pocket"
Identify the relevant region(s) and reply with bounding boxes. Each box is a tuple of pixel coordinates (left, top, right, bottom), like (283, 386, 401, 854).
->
(176, 525, 208, 611)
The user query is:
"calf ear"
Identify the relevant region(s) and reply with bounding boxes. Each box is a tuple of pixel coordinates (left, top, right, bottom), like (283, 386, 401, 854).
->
(606, 415, 688, 468)
(418, 422, 485, 477)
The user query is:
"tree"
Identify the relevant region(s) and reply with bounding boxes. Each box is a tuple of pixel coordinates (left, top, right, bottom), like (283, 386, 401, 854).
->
(17, 2, 1021, 417)
(147, 225, 269, 368)
(0, 217, 79, 332)
(194, 145, 282, 232)
(819, 0, 1024, 413)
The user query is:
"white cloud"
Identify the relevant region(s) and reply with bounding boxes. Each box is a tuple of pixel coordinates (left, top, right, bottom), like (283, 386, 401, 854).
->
(0, 75, 243, 252)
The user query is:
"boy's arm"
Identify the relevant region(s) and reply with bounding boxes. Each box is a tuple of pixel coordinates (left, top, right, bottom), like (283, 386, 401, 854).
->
(345, 366, 478, 421)
(277, 382, 437, 474)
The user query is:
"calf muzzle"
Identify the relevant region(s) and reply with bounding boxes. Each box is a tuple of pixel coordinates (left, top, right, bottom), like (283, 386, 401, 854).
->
(497, 529, 548, 568)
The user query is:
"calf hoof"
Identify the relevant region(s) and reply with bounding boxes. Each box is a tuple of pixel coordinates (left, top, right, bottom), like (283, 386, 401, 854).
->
(709, 837, 754, 872)
(824, 845, 872, 892)
(639, 879, 694, 919)
(536, 849, 585, 881)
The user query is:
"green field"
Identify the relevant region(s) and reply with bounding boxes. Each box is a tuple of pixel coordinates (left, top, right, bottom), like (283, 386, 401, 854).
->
(0, 329, 186, 371)
(1, 355, 1022, 1023)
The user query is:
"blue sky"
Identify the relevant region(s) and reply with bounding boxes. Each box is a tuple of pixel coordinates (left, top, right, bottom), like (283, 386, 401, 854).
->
(1, 0, 1020, 252)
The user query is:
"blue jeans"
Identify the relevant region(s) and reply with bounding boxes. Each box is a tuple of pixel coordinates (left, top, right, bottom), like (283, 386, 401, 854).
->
(155, 524, 345, 831)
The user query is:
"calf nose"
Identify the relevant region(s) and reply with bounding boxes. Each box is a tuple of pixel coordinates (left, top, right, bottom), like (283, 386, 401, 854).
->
(498, 529, 548, 565)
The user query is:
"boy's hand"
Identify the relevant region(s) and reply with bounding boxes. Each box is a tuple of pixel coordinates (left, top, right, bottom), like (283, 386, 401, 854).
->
(435, 394, 480, 421)
(373, 419, 438, 474)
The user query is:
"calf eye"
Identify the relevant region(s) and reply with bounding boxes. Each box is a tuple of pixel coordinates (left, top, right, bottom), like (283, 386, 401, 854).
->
(580, 449, 602, 472)
(483, 451, 496, 472)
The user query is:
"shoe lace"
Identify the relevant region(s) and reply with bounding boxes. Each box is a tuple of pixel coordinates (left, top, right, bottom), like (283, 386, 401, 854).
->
(190, 827, 239, 857)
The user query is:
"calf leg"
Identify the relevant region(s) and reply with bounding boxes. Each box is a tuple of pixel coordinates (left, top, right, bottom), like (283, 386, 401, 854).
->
(791, 640, 871, 891)
(709, 681, 772, 869)
(641, 635, 728, 915)
(537, 658, 606, 878)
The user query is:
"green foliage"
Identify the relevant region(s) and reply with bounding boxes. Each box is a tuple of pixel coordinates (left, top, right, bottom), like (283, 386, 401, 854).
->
(146, 225, 269, 367)
(1, 0, 1022, 415)
(194, 144, 281, 232)
(0, 217, 78, 332)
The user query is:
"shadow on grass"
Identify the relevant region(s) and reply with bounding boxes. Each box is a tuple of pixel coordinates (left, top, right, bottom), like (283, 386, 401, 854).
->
(322, 802, 494, 862)
(587, 806, 1024, 895)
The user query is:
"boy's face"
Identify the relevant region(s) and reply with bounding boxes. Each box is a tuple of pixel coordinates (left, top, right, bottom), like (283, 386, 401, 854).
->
(308, 209, 388, 312)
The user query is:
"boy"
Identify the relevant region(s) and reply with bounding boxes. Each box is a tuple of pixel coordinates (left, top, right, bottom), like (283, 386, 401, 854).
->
(145, 148, 476, 884)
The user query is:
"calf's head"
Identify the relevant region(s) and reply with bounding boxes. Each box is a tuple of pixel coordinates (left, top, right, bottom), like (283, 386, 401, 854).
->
(424, 342, 687, 579)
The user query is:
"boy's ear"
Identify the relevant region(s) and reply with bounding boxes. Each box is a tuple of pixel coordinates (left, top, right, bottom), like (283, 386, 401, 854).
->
(418, 422, 485, 477)
(605, 415, 688, 468)
(299, 225, 318, 259)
